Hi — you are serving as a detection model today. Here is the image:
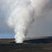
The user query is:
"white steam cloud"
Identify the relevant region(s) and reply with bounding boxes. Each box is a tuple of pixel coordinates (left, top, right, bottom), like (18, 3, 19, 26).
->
(0, 0, 52, 43)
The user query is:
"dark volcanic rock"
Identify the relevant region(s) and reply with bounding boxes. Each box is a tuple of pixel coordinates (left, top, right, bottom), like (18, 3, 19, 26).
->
(0, 43, 52, 52)
(0, 37, 52, 52)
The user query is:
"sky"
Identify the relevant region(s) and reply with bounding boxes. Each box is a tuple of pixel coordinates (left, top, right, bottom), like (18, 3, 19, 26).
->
(0, 0, 52, 39)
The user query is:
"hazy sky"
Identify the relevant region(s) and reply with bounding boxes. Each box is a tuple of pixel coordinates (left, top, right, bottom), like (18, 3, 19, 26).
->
(0, 0, 52, 39)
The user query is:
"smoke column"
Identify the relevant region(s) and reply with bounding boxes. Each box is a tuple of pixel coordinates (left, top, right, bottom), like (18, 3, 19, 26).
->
(0, 0, 50, 43)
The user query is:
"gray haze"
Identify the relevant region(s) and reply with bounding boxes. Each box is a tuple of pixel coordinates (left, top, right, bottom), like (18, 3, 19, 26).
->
(0, 0, 52, 39)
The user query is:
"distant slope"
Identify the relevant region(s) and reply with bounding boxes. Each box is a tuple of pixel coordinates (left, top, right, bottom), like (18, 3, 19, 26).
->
(0, 36, 52, 43)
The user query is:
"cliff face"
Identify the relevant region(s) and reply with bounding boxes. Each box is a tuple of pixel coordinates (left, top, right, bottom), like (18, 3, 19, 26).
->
(0, 36, 52, 43)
